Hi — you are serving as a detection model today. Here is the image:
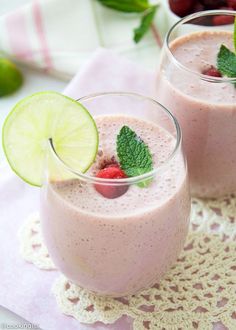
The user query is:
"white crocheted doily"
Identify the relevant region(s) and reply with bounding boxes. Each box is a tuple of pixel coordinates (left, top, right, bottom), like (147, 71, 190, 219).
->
(18, 213, 55, 270)
(19, 196, 236, 329)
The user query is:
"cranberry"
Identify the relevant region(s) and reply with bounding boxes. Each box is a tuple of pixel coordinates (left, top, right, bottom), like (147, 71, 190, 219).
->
(202, 66, 222, 77)
(227, 0, 236, 9)
(169, 0, 195, 17)
(212, 11, 235, 25)
(94, 166, 128, 199)
(192, 2, 205, 12)
(199, 0, 227, 9)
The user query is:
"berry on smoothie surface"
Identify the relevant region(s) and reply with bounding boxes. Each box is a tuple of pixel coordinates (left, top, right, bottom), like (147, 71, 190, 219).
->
(212, 12, 235, 26)
(94, 124, 154, 198)
(100, 156, 120, 169)
(202, 66, 222, 77)
(94, 165, 129, 199)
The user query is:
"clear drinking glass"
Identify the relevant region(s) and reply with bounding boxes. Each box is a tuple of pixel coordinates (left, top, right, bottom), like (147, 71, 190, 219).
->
(40, 92, 190, 297)
(156, 10, 236, 198)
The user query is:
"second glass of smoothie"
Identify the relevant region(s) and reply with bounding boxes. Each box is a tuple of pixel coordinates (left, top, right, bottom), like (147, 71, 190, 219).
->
(157, 10, 236, 198)
(40, 92, 190, 297)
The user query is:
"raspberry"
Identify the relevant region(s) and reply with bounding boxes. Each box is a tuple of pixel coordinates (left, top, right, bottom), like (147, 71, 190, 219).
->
(212, 12, 235, 25)
(227, 0, 236, 9)
(169, 0, 195, 17)
(94, 166, 129, 199)
(202, 66, 222, 77)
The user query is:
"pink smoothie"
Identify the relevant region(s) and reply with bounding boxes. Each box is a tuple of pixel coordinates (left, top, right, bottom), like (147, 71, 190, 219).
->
(157, 31, 236, 197)
(40, 115, 190, 297)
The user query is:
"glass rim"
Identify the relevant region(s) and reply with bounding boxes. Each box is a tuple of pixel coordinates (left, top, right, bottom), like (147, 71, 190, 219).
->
(48, 92, 182, 186)
(165, 9, 236, 84)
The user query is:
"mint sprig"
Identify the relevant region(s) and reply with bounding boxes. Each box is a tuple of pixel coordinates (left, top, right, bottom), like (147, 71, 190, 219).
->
(134, 5, 158, 43)
(217, 45, 236, 78)
(116, 125, 153, 187)
(96, 0, 161, 44)
(97, 0, 150, 13)
(217, 17, 236, 81)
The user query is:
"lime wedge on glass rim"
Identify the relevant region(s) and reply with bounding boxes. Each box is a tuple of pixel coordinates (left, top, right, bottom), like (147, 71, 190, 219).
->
(2, 91, 99, 186)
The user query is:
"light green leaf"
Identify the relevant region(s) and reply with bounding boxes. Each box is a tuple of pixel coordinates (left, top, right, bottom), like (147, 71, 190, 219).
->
(116, 125, 153, 187)
(217, 44, 236, 78)
(133, 5, 158, 43)
(97, 0, 150, 13)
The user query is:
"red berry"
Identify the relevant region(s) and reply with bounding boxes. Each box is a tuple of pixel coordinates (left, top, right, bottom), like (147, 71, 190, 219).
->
(105, 162, 120, 168)
(227, 0, 236, 9)
(199, 0, 227, 9)
(101, 156, 119, 169)
(94, 166, 129, 199)
(202, 66, 222, 77)
(169, 0, 195, 17)
(192, 2, 205, 12)
(212, 12, 235, 25)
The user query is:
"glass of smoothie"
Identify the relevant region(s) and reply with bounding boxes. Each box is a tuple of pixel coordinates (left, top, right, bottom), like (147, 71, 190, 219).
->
(40, 92, 190, 297)
(157, 10, 236, 198)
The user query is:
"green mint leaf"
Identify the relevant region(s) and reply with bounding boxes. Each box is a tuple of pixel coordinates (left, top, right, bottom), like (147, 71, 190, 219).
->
(117, 125, 153, 188)
(234, 17, 236, 52)
(133, 5, 158, 43)
(97, 0, 150, 13)
(217, 44, 236, 78)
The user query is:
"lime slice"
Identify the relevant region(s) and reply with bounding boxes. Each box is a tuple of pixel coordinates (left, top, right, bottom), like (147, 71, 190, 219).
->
(2, 91, 99, 186)
(0, 58, 23, 97)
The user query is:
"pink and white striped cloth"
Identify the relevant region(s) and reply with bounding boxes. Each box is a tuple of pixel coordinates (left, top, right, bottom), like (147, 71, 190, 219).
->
(0, 0, 168, 79)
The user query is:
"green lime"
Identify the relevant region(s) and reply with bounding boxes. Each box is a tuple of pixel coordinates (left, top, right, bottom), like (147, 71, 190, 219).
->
(0, 58, 23, 97)
(2, 91, 99, 186)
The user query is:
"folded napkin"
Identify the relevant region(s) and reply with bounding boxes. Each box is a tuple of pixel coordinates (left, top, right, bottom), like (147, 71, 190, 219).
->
(0, 49, 156, 330)
(0, 0, 168, 79)
(64, 48, 156, 98)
